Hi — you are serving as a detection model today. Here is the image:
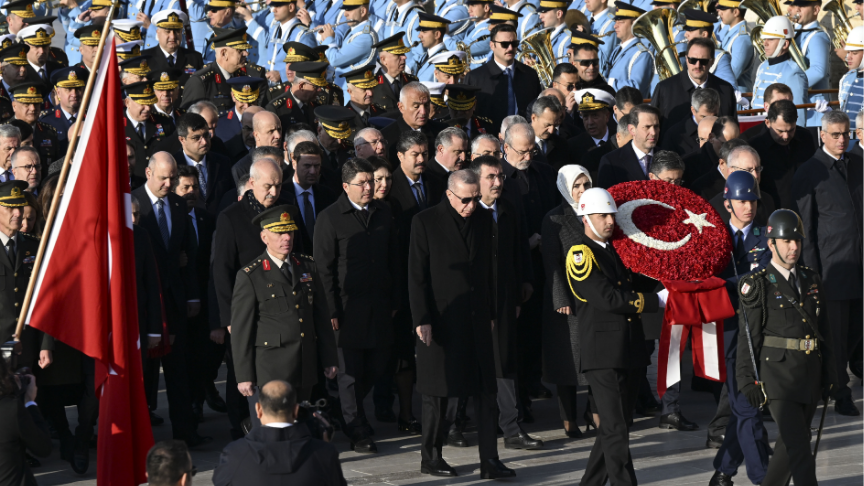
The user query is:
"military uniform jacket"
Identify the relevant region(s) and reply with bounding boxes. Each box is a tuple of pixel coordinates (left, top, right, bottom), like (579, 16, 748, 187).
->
(266, 88, 317, 126)
(371, 70, 418, 112)
(0, 84, 12, 123)
(567, 236, 659, 372)
(141, 46, 205, 88)
(181, 62, 267, 116)
(8, 119, 61, 171)
(839, 70, 864, 119)
(230, 252, 338, 388)
(345, 101, 386, 129)
(124, 113, 177, 178)
(736, 263, 838, 404)
(0, 233, 38, 343)
(38, 108, 76, 143)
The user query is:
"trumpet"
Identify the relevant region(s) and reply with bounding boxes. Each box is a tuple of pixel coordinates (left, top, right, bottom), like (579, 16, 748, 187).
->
(456, 35, 489, 66)
(823, 0, 854, 50)
(313, 20, 352, 32)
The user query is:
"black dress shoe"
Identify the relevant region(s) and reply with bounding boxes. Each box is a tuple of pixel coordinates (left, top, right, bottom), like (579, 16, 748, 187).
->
(504, 431, 543, 450)
(835, 396, 860, 416)
(204, 389, 228, 413)
(25, 453, 40, 468)
(708, 470, 735, 486)
(185, 433, 213, 448)
(375, 407, 397, 423)
(527, 383, 553, 400)
(397, 417, 422, 435)
(659, 412, 699, 431)
(563, 421, 583, 438)
(71, 437, 90, 475)
(420, 459, 457, 477)
(149, 411, 164, 426)
(706, 434, 725, 448)
(480, 458, 516, 479)
(349, 436, 378, 453)
(446, 428, 468, 447)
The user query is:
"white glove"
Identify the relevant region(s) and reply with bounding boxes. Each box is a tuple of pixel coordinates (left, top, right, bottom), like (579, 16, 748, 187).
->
(657, 289, 669, 308)
(735, 90, 751, 110)
(814, 99, 832, 113)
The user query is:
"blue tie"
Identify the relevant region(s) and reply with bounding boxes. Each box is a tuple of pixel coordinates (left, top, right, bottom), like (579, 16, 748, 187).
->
(505, 67, 516, 116)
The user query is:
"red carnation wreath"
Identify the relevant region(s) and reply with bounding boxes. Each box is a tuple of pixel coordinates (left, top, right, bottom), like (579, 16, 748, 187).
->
(607, 180, 732, 281)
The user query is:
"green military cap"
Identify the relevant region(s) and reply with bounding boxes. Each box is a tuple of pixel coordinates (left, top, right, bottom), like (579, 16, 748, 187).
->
(123, 80, 157, 105)
(290, 61, 329, 87)
(74, 24, 103, 46)
(10, 82, 44, 104)
(210, 27, 253, 50)
(252, 205, 299, 233)
(312, 45, 329, 64)
(282, 41, 316, 62)
(445, 84, 480, 111)
(119, 55, 151, 76)
(51, 66, 88, 88)
(150, 68, 182, 90)
(3, 0, 35, 19)
(371, 32, 412, 55)
(339, 64, 379, 89)
(0, 180, 28, 207)
(314, 105, 355, 140)
(0, 42, 29, 65)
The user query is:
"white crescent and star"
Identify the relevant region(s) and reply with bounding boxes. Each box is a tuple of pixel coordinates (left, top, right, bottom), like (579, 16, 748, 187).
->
(616, 199, 715, 251)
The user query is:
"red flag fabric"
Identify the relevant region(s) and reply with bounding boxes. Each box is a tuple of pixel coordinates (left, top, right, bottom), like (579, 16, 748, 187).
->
(25, 32, 153, 485)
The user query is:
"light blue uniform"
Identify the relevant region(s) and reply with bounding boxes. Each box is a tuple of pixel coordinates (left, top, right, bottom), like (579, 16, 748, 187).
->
(410, 42, 446, 80)
(259, 18, 317, 75)
(320, 19, 378, 89)
(711, 49, 736, 88)
(795, 21, 830, 125)
(434, 0, 470, 42)
(368, 0, 390, 22)
(605, 37, 653, 96)
(464, 19, 491, 68)
(629, 0, 653, 12)
(189, 3, 268, 64)
(568, 0, 585, 11)
(0, 0, 53, 18)
(720, 20, 753, 92)
(589, 8, 617, 70)
(510, 0, 540, 40)
(383, 1, 424, 66)
(59, 1, 90, 65)
(752, 55, 809, 124)
(549, 23, 571, 65)
(311, 0, 343, 27)
(838, 70, 864, 120)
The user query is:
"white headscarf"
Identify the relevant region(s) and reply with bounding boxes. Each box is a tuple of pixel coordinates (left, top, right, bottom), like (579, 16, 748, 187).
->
(556, 164, 592, 212)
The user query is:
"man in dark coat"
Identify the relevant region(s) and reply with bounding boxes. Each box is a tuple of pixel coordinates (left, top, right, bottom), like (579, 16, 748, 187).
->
(596, 104, 660, 189)
(792, 111, 863, 417)
(567, 88, 616, 176)
(173, 113, 234, 216)
(529, 95, 570, 170)
(279, 142, 338, 255)
(464, 24, 542, 129)
(314, 159, 399, 453)
(408, 169, 515, 480)
(212, 380, 347, 486)
(649, 37, 738, 128)
(124, 81, 177, 178)
(141, 10, 205, 88)
(687, 137, 739, 199)
(381, 82, 447, 163)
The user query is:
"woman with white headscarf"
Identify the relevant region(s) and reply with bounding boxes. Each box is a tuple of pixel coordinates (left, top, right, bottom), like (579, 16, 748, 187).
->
(540, 164, 600, 437)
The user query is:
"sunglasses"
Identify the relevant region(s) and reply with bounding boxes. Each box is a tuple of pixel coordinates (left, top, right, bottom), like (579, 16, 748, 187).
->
(574, 59, 599, 67)
(448, 190, 481, 204)
(687, 57, 712, 66)
(494, 40, 518, 49)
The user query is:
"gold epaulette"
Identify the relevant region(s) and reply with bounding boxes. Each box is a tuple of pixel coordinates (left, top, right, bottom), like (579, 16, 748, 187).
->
(243, 260, 261, 273)
(565, 244, 599, 302)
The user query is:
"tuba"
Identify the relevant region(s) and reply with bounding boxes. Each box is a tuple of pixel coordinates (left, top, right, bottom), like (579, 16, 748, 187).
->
(677, 0, 721, 46)
(740, 0, 809, 72)
(632, 9, 684, 80)
(516, 27, 556, 87)
(823, 0, 853, 50)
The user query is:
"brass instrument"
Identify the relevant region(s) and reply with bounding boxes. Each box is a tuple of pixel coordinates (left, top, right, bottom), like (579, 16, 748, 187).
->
(313, 20, 352, 32)
(564, 9, 591, 33)
(823, 0, 854, 50)
(740, 0, 809, 72)
(632, 9, 682, 80)
(515, 27, 556, 87)
(456, 35, 490, 67)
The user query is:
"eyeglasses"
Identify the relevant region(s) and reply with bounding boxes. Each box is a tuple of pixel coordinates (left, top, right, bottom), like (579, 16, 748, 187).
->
(448, 190, 481, 204)
(493, 40, 518, 49)
(348, 180, 374, 188)
(573, 59, 599, 67)
(729, 165, 764, 174)
(554, 81, 577, 91)
(507, 145, 537, 159)
(687, 57, 713, 66)
(825, 131, 849, 140)
(13, 164, 39, 173)
(660, 177, 685, 186)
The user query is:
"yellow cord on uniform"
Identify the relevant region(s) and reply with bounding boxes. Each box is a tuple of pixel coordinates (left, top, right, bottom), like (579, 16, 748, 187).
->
(566, 244, 599, 302)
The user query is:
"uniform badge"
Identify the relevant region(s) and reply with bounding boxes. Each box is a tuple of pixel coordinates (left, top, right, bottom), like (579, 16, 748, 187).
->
(215, 73, 222, 84)
(741, 283, 751, 295)
(753, 227, 760, 236)
(750, 263, 759, 271)
(262, 260, 271, 270)
(156, 124, 164, 136)
(23, 256, 35, 264)
(767, 274, 776, 283)
(300, 273, 313, 282)
(41, 138, 51, 147)
(185, 64, 195, 74)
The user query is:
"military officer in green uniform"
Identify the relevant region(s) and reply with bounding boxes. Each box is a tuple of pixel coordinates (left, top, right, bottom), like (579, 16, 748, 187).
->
(442, 84, 495, 138)
(312, 46, 345, 107)
(736, 209, 838, 486)
(265, 61, 327, 126)
(180, 27, 266, 116)
(340, 63, 386, 130)
(6, 82, 57, 171)
(0, 181, 39, 356)
(0, 42, 29, 123)
(230, 205, 338, 427)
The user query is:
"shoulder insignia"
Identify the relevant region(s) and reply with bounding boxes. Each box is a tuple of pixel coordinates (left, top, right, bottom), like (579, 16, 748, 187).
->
(227, 110, 233, 120)
(738, 274, 759, 296)
(285, 98, 292, 109)
(262, 259, 271, 271)
(296, 253, 314, 261)
(20, 232, 39, 240)
(565, 244, 598, 303)
(767, 273, 776, 283)
(243, 260, 261, 273)
(269, 83, 286, 92)
(362, 24, 370, 34)
(39, 122, 55, 132)
(272, 99, 283, 108)
(477, 116, 492, 123)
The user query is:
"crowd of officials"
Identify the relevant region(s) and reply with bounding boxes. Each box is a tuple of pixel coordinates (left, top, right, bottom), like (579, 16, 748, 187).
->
(0, 0, 860, 482)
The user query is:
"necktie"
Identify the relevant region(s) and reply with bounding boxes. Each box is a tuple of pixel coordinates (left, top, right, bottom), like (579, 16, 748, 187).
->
(6, 238, 15, 265)
(39, 69, 46, 81)
(197, 162, 208, 199)
(412, 181, 427, 209)
(302, 191, 315, 238)
(836, 157, 848, 180)
(360, 208, 369, 224)
(156, 199, 170, 247)
(280, 260, 292, 281)
(505, 67, 517, 116)
(391, 78, 401, 96)
(488, 206, 496, 222)
(69, 115, 76, 126)
(643, 154, 652, 176)
(167, 55, 175, 68)
(589, 16, 594, 26)
(189, 214, 198, 247)
(597, 139, 608, 149)
(136, 122, 145, 140)
(538, 139, 547, 154)
(734, 230, 746, 261)
(274, 25, 283, 41)
(361, 111, 369, 125)
(788, 272, 800, 299)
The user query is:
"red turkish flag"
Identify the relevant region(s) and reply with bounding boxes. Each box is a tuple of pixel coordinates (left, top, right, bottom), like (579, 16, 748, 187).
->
(25, 32, 153, 485)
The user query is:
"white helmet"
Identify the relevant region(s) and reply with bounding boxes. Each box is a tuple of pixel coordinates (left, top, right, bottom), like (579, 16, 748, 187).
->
(847, 26, 864, 52)
(760, 16, 794, 58)
(577, 188, 618, 216)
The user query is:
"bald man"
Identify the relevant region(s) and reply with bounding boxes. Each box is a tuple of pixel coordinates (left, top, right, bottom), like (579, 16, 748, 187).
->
(132, 152, 211, 447)
(231, 110, 284, 184)
(537, 88, 579, 139)
(225, 106, 265, 161)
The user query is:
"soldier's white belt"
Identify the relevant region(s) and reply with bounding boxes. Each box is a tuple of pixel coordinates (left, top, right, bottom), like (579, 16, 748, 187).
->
(764, 335, 818, 352)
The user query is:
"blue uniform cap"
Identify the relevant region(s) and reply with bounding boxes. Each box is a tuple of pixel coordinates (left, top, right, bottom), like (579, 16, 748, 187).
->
(724, 170, 761, 201)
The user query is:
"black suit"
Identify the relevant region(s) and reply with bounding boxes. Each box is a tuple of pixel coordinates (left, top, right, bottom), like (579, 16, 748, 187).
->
(134, 225, 163, 409)
(649, 70, 738, 127)
(125, 114, 177, 178)
(382, 114, 446, 163)
(534, 132, 570, 171)
(567, 132, 613, 180)
(212, 423, 347, 486)
(280, 182, 338, 254)
(141, 46, 204, 88)
(173, 150, 234, 215)
(683, 143, 721, 193)
(741, 122, 767, 142)
(224, 132, 250, 161)
(660, 116, 699, 157)
(749, 127, 816, 210)
(596, 141, 650, 189)
(0, 397, 51, 486)
(464, 59, 542, 130)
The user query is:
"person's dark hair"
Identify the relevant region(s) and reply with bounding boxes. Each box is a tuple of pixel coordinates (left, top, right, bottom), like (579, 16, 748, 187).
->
(341, 157, 375, 183)
(258, 380, 298, 417)
(719, 138, 749, 161)
(8, 119, 32, 141)
(468, 155, 502, 176)
(686, 37, 716, 57)
(649, 150, 685, 176)
(628, 104, 661, 126)
(571, 43, 599, 57)
(292, 140, 322, 162)
(176, 164, 199, 181)
(146, 440, 192, 486)
(490, 23, 516, 42)
(552, 62, 578, 82)
(615, 87, 642, 111)
(396, 131, 428, 154)
(766, 99, 797, 124)
(250, 145, 284, 162)
(531, 95, 562, 118)
(764, 83, 793, 105)
(718, 115, 739, 132)
(366, 155, 391, 172)
(176, 113, 208, 138)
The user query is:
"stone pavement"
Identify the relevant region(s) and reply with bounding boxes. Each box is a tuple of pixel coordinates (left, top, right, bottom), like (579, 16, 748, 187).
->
(33, 357, 863, 486)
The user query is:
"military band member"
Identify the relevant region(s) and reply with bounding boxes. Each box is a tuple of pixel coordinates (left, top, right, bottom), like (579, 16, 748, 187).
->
(72, 24, 101, 72)
(715, 0, 754, 92)
(787, 0, 830, 126)
(736, 209, 837, 486)
(341, 64, 386, 129)
(38, 66, 86, 148)
(502, 0, 540, 40)
(584, 0, 617, 70)
(751, 16, 808, 123)
(7, 82, 57, 170)
(188, 0, 266, 65)
(181, 27, 265, 116)
(604, 2, 652, 96)
(488, 5, 522, 31)
(432, 0, 470, 42)
(63, 0, 113, 66)
(444, 84, 495, 138)
(839, 26, 863, 119)
(381, 0, 424, 67)
(408, 13, 453, 78)
(141, 10, 205, 88)
(370, 33, 417, 110)
(462, 0, 493, 67)
(423, 50, 467, 84)
(17, 23, 61, 83)
(680, 9, 736, 89)
(266, 61, 327, 126)
(259, 0, 316, 84)
(230, 205, 339, 425)
(124, 80, 176, 178)
(316, 0, 378, 90)
(216, 76, 266, 142)
(651, 0, 686, 56)
(119, 56, 152, 85)
(537, 0, 572, 66)
(150, 69, 183, 122)
(422, 81, 449, 120)
(0, 43, 29, 122)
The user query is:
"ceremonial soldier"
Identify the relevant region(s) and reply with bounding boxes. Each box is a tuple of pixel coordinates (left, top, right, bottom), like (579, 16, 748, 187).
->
(123, 80, 176, 178)
(488, 5, 522, 32)
(259, 0, 316, 83)
(0, 180, 38, 345)
(17, 23, 61, 83)
(181, 27, 265, 116)
(341, 64, 386, 129)
(150, 69, 184, 122)
(72, 24, 100, 72)
(584, 0, 617, 69)
(230, 205, 339, 425)
(370, 33, 416, 110)
(0, 43, 27, 122)
(567, 187, 664, 485)
(316, 0, 378, 90)
(715, 0, 754, 92)
(751, 16, 809, 123)
(839, 26, 863, 119)
(462, 0, 493, 67)
(420, 50, 466, 84)
(119, 56, 152, 84)
(141, 10, 205, 88)
(604, 2, 652, 96)
(38, 66, 86, 149)
(736, 209, 838, 485)
(423, 81, 449, 120)
(7, 82, 57, 170)
(408, 13, 453, 78)
(502, 0, 540, 40)
(432, 0, 470, 42)
(680, 9, 736, 88)
(188, 0, 266, 65)
(266, 61, 327, 126)
(216, 76, 266, 142)
(537, 0, 572, 66)
(443, 84, 495, 138)
(788, 0, 831, 126)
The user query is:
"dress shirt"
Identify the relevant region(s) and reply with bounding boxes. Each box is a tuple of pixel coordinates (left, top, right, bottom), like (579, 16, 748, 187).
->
(589, 7, 609, 22)
(479, 200, 498, 222)
(183, 152, 208, 185)
(267, 250, 291, 274)
(383, 71, 398, 85)
(126, 110, 144, 133)
(631, 143, 654, 175)
(617, 36, 638, 53)
(348, 198, 369, 211)
(822, 145, 844, 161)
(494, 58, 514, 74)
(729, 221, 752, 243)
(160, 47, 177, 65)
(0, 168, 13, 182)
(404, 173, 426, 202)
(433, 158, 452, 174)
(591, 129, 609, 146)
(264, 422, 293, 428)
(771, 261, 800, 295)
(293, 181, 316, 217)
(60, 107, 75, 123)
(0, 231, 16, 260)
(349, 101, 369, 119)
(28, 61, 46, 81)
(535, 136, 547, 154)
(144, 183, 172, 234)
(689, 74, 708, 90)
(424, 42, 445, 62)
(155, 106, 175, 121)
(216, 62, 233, 81)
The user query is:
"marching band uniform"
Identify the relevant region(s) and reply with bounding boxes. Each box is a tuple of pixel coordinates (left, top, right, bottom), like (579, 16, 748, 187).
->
(408, 13, 454, 76)
(382, 0, 424, 66)
(791, 0, 831, 126)
(536, 1, 571, 65)
(588, 6, 617, 71)
(434, 0, 471, 42)
(189, 0, 267, 65)
(604, 2, 652, 96)
(507, 0, 540, 40)
(463, 14, 493, 68)
(838, 26, 864, 119)
(751, 16, 808, 123)
(715, 1, 754, 92)
(258, 0, 317, 76)
(64, 0, 112, 66)
(319, 0, 379, 90)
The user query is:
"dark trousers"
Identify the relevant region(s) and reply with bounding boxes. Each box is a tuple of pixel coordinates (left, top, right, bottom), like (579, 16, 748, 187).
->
(187, 313, 225, 406)
(582, 368, 639, 486)
(421, 392, 498, 463)
(713, 351, 769, 484)
(825, 298, 863, 400)
(496, 377, 520, 437)
(763, 399, 819, 486)
(156, 328, 198, 440)
(224, 333, 249, 437)
(38, 357, 99, 442)
(708, 383, 731, 438)
(557, 385, 580, 422)
(337, 346, 390, 426)
(141, 342, 160, 411)
(517, 261, 544, 391)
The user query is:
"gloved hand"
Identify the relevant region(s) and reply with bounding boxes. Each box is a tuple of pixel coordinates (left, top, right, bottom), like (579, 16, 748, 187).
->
(742, 382, 765, 409)
(814, 99, 832, 113)
(735, 90, 751, 110)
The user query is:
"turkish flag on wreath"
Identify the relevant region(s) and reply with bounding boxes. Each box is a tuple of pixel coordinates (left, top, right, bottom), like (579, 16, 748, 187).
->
(607, 181, 736, 397)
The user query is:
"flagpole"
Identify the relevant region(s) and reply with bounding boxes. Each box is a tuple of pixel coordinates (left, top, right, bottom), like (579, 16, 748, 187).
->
(13, 2, 119, 341)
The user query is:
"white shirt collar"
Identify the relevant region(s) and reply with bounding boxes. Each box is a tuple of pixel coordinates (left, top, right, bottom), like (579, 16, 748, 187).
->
(348, 198, 368, 211)
(155, 106, 173, 118)
(143, 183, 166, 207)
(350, 101, 368, 116)
(494, 58, 514, 73)
(798, 20, 819, 30)
(264, 422, 293, 428)
(183, 151, 207, 166)
(591, 129, 609, 145)
(267, 250, 289, 269)
(590, 7, 609, 19)
(0, 231, 14, 247)
(631, 143, 653, 161)
(427, 42, 445, 58)
(729, 221, 753, 239)
(160, 47, 177, 60)
(27, 61, 44, 74)
(619, 37, 637, 49)
(689, 74, 707, 89)
(61, 107, 75, 121)
(404, 172, 422, 185)
(126, 110, 143, 128)
(591, 238, 607, 248)
(508, 0, 527, 10)
(479, 200, 497, 211)
(771, 261, 796, 281)
(216, 62, 232, 81)
(396, 0, 415, 16)
(383, 71, 397, 84)
(434, 158, 452, 173)
(550, 23, 566, 40)
(822, 145, 843, 161)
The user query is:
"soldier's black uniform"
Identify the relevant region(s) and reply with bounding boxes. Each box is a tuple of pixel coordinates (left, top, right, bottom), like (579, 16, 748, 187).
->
(181, 62, 266, 116)
(344, 102, 386, 129)
(736, 210, 838, 486)
(265, 88, 316, 126)
(123, 112, 176, 178)
(12, 119, 59, 172)
(370, 70, 417, 111)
